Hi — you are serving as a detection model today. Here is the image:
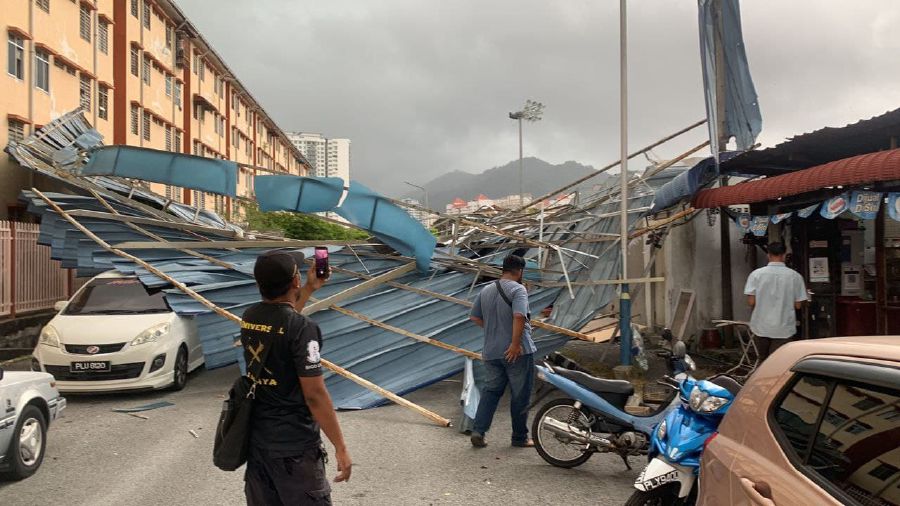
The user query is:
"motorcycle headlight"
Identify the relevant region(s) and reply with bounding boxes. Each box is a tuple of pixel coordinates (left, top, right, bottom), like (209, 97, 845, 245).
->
(39, 325, 60, 348)
(699, 395, 730, 413)
(689, 386, 707, 412)
(131, 322, 170, 346)
(656, 419, 667, 440)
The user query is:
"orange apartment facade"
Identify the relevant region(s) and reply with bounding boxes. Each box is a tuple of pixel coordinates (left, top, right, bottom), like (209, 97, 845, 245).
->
(2, 0, 309, 221)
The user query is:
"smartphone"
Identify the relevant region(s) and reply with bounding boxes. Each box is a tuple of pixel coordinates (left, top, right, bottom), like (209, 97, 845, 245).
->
(314, 247, 329, 279)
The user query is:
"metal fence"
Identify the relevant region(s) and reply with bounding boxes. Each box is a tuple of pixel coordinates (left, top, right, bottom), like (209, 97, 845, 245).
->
(0, 220, 76, 318)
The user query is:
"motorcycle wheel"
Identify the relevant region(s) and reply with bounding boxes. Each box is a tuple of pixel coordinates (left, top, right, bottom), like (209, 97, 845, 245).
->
(624, 485, 683, 506)
(533, 397, 593, 468)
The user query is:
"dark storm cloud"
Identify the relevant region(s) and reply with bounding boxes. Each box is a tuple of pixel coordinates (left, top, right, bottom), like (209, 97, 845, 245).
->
(177, 0, 900, 195)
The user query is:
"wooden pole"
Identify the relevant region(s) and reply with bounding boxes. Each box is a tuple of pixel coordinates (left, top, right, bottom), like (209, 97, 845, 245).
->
(31, 188, 452, 427)
(328, 305, 483, 361)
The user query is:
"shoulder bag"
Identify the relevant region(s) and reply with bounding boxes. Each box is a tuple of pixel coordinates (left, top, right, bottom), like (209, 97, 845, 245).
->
(213, 336, 273, 471)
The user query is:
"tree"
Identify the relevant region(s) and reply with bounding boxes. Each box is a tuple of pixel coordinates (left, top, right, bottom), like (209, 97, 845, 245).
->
(243, 203, 369, 241)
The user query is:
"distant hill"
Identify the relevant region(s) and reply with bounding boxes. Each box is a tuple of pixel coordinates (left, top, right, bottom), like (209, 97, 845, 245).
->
(401, 157, 611, 211)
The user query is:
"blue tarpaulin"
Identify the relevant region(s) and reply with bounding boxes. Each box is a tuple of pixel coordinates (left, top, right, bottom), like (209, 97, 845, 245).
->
(82, 146, 238, 197)
(649, 153, 738, 213)
(698, 0, 762, 156)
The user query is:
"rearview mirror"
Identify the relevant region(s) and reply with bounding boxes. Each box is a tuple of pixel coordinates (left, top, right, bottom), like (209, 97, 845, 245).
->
(53, 301, 68, 312)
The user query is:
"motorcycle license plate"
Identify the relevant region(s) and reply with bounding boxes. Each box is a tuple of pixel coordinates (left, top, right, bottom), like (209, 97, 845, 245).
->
(70, 361, 110, 373)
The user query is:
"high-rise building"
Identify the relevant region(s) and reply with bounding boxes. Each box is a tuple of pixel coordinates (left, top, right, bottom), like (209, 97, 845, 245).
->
(1, 0, 311, 220)
(287, 132, 350, 185)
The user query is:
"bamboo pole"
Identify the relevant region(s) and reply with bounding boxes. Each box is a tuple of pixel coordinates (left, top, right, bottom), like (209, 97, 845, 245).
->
(511, 119, 708, 213)
(301, 263, 416, 315)
(32, 188, 452, 428)
(328, 305, 483, 361)
(327, 265, 603, 343)
(111, 239, 373, 250)
(88, 189, 236, 270)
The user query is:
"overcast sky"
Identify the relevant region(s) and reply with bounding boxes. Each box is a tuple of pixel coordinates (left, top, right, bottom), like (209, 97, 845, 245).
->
(177, 0, 900, 196)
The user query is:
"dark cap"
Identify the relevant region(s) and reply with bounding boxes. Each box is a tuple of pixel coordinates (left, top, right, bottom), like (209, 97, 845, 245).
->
(254, 249, 306, 296)
(502, 254, 526, 272)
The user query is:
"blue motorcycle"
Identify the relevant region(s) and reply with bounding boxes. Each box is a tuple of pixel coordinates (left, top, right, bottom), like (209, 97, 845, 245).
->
(532, 357, 691, 470)
(627, 374, 742, 505)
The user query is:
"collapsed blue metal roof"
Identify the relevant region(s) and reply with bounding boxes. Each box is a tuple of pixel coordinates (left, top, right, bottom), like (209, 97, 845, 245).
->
(8, 110, 675, 412)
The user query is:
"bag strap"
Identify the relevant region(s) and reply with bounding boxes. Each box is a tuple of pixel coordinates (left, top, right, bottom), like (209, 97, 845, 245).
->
(494, 279, 513, 307)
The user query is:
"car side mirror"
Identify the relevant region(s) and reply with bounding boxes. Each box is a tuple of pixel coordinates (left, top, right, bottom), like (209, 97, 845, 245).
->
(54, 301, 68, 312)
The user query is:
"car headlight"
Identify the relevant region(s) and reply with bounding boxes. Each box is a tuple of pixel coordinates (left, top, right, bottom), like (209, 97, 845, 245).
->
(39, 325, 60, 348)
(131, 322, 170, 346)
(656, 419, 667, 440)
(699, 395, 730, 413)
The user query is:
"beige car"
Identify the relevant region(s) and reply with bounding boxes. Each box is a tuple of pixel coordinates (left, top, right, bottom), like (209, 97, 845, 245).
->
(699, 336, 900, 506)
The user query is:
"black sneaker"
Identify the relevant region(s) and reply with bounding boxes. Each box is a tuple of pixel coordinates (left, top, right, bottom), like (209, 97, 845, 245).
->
(470, 434, 487, 448)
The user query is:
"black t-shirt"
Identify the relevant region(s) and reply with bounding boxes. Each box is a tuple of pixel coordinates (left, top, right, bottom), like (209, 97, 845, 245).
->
(240, 302, 323, 455)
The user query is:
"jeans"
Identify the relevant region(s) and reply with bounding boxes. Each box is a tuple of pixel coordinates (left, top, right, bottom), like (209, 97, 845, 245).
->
(472, 354, 535, 444)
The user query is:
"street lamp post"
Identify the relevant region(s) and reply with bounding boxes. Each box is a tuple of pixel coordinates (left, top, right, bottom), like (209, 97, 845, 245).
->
(509, 100, 544, 206)
(404, 181, 429, 226)
(618, 0, 632, 369)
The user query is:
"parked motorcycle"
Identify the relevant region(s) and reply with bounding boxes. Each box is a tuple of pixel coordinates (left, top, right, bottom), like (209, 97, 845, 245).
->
(626, 374, 741, 505)
(531, 356, 693, 470)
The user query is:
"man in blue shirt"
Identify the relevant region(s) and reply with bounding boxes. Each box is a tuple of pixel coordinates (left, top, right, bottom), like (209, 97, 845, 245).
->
(469, 254, 536, 448)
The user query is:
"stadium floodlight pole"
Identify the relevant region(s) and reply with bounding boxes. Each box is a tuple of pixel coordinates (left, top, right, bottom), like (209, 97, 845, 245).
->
(509, 99, 545, 206)
(618, 0, 632, 368)
(404, 181, 429, 226)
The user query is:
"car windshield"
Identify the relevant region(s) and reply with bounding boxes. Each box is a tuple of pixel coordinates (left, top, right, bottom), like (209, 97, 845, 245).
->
(64, 277, 171, 315)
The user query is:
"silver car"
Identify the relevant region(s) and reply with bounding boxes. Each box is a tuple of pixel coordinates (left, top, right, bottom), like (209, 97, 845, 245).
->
(0, 366, 66, 480)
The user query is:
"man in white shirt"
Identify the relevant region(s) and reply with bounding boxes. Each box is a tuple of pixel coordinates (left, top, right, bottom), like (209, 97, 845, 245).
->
(744, 242, 808, 361)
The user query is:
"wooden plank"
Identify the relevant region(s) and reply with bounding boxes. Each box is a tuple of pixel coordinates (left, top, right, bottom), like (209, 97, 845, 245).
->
(32, 188, 452, 428)
(328, 265, 601, 343)
(540, 277, 665, 287)
(301, 263, 416, 315)
(67, 209, 240, 237)
(112, 239, 373, 250)
(328, 305, 483, 361)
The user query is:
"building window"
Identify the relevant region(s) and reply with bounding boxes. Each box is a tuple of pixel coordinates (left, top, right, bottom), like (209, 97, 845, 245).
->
(173, 129, 181, 152)
(34, 49, 49, 92)
(98, 20, 109, 54)
(174, 81, 182, 108)
(192, 53, 198, 74)
(130, 47, 138, 76)
(131, 104, 139, 135)
(868, 462, 898, 481)
(142, 111, 150, 141)
(98, 86, 108, 120)
(199, 59, 205, 82)
(131, 0, 138, 17)
(165, 26, 174, 50)
(79, 76, 91, 111)
(142, 1, 150, 30)
(165, 185, 177, 201)
(79, 5, 91, 42)
(36, 0, 50, 13)
(8, 119, 25, 144)
(165, 126, 172, 151)
(7, 33, 24, 79)
(141, 55, 150, 85)
(165, 75, 172, 97)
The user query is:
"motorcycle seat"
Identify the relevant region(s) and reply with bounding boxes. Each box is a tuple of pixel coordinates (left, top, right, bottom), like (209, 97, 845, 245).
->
(554, 367, 635, 396)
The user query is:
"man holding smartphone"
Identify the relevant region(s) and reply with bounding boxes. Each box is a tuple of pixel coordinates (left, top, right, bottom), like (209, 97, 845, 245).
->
(241, 249, 349, 505)
(468, 254, 536, 448)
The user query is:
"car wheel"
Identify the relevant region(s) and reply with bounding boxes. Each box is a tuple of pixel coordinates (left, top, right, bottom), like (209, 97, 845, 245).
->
(3, 405, 47, 480)
(170, 346, 188, 391)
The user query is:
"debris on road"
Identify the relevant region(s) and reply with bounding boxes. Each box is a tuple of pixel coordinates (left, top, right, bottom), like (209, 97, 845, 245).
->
(112, 401, 175, 413)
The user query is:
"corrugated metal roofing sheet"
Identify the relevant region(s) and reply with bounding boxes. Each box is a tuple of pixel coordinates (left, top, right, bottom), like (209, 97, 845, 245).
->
(692, 148, 900, 208)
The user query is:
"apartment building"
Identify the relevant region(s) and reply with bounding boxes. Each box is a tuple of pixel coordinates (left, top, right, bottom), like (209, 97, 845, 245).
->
(2, 0, 310, 221)
(288, 132, 350, 184)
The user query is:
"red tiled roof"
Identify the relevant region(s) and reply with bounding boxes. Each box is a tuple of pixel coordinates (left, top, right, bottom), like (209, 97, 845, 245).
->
(692, 148, 900, 208)
(476, 194, 490, 201)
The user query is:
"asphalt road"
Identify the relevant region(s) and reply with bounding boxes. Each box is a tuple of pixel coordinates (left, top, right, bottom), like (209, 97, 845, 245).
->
(0, 365, 639, 505)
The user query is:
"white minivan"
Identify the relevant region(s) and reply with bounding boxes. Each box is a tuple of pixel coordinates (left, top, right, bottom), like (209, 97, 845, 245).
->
(31, 271, 204, 393)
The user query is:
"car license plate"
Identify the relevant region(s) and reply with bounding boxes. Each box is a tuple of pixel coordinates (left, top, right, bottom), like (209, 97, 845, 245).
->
(70, 361, 110, 373)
